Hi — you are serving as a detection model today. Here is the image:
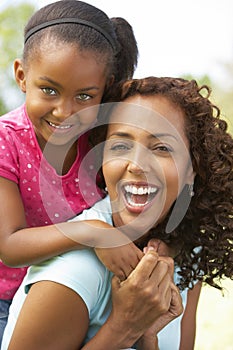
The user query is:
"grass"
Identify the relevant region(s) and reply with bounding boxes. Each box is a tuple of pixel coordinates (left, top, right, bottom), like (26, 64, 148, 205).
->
(195, 278, 233, 350)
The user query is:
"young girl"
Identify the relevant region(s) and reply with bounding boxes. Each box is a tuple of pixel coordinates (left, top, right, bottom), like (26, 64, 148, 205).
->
(2, 76, 233, 349)
(0, 0, 142, 342)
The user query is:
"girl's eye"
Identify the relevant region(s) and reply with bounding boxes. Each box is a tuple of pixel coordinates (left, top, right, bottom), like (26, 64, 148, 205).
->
(41, 87, 56, 96)
(77, 93, 92, 101)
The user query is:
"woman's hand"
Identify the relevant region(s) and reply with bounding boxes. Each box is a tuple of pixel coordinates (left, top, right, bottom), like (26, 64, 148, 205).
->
(137, 282, 183, 349)
(136, 243, 183, 350)
(102, 249, 174, 349)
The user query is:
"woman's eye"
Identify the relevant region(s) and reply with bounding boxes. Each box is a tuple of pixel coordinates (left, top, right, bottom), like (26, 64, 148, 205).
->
(77, 94, 91, 101)
(154, 144, 173, 153)
(108, 142, 131, 153)
(41, 87, 56, 96)
(111, 144, 128, 151)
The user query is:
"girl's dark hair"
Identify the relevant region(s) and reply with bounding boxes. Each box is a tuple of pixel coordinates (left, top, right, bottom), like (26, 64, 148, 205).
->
(92, 76, 233, 291)
(23, 0, 138, 87)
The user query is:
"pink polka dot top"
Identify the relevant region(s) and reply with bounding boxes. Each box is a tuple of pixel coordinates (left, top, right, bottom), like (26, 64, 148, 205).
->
(0, 104, 104, 299)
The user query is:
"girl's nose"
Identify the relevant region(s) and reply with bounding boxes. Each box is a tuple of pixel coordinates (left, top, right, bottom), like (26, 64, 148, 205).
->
(53, 99, 76, 120)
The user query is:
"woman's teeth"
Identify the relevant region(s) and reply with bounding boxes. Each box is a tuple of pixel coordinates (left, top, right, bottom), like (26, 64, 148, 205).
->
(124, 185, 157, 207)
(124, 185, 157, 195)
(48, 121, 72, 129)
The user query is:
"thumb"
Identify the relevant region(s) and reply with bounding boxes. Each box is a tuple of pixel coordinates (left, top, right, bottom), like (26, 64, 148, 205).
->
(143, 239, 161, 253)
(170, 284, 183, 316)
(111, 275, 121, 291)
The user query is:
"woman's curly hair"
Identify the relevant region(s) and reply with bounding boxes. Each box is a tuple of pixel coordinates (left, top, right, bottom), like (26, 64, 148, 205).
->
(91, 76, 233, 290)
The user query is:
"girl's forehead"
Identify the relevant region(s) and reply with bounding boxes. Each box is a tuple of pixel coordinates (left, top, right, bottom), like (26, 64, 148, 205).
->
(26, 40, 108, 83)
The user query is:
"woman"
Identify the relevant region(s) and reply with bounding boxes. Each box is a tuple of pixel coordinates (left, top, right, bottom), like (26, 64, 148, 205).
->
(2, 77, 233, 349)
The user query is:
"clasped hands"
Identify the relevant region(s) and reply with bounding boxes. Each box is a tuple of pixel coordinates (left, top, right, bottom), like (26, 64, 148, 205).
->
(97, 239, 183, 350)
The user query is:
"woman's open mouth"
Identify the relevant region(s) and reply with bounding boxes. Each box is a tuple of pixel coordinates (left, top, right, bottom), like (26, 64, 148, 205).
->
(123, 183, 158, 213)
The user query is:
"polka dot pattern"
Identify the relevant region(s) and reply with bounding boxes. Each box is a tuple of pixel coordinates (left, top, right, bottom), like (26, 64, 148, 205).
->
(0, 105, 104, 299)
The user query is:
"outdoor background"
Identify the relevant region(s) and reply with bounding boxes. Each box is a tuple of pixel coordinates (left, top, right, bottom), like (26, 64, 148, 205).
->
(0, 1, 232, 349)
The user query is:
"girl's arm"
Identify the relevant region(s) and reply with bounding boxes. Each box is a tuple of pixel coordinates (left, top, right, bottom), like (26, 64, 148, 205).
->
(7, 251, 173, 350)
(0, 177, 81, 265)
(0, 178, 142, 274)
(179, 281, 202, 350)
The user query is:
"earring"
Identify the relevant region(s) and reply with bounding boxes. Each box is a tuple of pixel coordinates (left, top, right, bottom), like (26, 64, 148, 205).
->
(188, 184, 195, 197)
(165, 184, 192, 233)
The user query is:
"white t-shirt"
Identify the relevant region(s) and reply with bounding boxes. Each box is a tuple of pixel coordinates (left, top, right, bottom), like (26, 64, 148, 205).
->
(2, 196, 187, 350)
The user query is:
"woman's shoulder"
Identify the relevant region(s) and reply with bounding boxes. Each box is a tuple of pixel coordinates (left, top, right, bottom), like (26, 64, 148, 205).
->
(69, 195, 113, 225)
(25, 249, 112, 309)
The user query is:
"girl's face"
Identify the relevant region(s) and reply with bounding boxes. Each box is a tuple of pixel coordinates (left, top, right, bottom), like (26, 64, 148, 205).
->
(14, 41, 108, 148)
(102, 95, 195, 240)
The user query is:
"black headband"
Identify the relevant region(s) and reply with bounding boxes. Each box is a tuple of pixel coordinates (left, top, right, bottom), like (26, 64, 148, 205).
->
(24, 18, 117, 52)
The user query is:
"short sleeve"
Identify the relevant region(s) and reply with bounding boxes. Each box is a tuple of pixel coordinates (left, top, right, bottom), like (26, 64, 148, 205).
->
(0, 124, 19, 183)
(24, 250, 108, 315)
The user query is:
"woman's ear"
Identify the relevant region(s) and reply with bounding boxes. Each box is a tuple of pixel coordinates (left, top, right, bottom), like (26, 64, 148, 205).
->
(14, 59, 26, 93)
(186, 160, 196, 185)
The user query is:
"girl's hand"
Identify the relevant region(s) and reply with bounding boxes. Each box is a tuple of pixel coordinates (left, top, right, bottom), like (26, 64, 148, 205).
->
(95, 242, 143, 280)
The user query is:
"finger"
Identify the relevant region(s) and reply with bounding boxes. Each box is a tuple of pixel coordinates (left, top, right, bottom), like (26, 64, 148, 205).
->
(153, 272, 172, 313)
(149, 259, 170, 286)
(128, 244, 144, 269)
(158, 256, 174, 278)
(111, 275, 121, 292)
(157, 270, 172, 301)
(128, 250, 159, 282)
(145, 239, 161, 252)
(119, 245, 143, 279)
(170, 284, 183, 316)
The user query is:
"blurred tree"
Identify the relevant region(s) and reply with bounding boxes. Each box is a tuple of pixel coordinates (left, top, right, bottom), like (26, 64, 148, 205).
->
(214, 61, 233, 135)
(0, 2, 35, 115)
(182, 73, 233, 136)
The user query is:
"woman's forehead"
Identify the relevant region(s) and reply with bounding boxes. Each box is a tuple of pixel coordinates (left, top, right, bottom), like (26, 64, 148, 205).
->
(108, 96, 186, 137)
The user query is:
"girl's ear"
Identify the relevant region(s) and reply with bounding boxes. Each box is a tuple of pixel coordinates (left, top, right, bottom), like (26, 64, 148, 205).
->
(106, 75, 115, 90)
(14, 59, 26, 93)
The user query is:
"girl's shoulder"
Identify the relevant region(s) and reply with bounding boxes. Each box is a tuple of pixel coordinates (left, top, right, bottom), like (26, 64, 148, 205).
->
(0, 104, 30, 131)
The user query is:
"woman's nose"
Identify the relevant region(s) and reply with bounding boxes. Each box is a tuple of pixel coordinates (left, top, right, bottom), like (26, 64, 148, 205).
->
(127, 145, 151, 175)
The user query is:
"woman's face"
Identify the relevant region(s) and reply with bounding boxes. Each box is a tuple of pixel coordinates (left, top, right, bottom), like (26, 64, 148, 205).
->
(102, 95, 195, 241)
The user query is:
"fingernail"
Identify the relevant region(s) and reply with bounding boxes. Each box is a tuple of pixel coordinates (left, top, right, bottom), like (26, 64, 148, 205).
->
(147, 246, 156, 251)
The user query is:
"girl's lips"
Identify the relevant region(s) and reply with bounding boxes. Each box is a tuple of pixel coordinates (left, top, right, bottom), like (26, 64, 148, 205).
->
(46, 120, 73, 130)
(122, 183, 158, 214)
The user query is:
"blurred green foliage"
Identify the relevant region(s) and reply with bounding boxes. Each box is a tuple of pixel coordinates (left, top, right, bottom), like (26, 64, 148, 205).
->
(0, 2, 35, 114)
(0, 2, 232, 137)
(182, 73, 233, 136)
